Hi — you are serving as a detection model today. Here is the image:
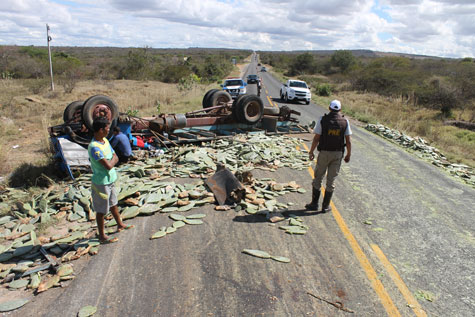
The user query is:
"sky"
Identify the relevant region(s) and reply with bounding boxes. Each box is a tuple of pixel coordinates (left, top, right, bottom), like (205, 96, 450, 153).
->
(1, 0, 474, 58)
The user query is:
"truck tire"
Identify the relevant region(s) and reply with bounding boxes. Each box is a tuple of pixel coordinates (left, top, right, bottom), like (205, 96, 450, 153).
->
(231, 95, 248, 122)
(63, 100, 83, 123)
(208, 91, 232, 108)
(202, 89, 219, 108)
(82, 95, 119, 130)
(234, 95, 264, 125)
(306, 100, 310, 105)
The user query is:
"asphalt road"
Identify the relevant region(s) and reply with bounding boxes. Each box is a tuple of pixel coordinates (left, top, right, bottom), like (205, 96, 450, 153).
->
(16, 56, 475, 317)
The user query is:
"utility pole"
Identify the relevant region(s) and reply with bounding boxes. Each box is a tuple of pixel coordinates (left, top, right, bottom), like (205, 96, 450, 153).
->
(46, 24, 54, 91)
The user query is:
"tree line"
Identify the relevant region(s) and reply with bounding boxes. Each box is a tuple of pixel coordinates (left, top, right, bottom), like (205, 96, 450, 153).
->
(0, 45, 250, 89)
(259, 50, 475, 118)
(2, 45, 474, 118)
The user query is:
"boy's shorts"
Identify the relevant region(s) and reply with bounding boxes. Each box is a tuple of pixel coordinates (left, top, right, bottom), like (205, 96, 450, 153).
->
(91, 183, 118, 214)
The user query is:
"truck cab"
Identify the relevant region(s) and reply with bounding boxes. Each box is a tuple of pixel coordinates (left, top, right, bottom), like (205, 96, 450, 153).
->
(221, 78, 247, 99)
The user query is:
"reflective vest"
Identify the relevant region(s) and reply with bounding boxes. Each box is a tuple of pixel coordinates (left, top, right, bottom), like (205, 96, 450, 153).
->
(318, 112, 347, 152)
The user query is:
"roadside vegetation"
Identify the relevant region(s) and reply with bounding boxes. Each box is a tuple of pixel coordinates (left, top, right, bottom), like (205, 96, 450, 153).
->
(260, 50, 475, 167)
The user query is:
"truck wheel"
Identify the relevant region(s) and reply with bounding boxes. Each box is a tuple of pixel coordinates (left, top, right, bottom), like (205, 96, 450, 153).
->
(231, 95, 246, 122)
(208, 91, 232, 108)
(235, 95, 264, 125)
(202, 89, 220, 108)
(82, 95, 119, 130)
(63, 100, 83, 123)
(306, 100, 310, 105)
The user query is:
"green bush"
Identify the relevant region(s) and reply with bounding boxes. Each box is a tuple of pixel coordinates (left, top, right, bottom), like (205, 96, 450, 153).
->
(160, 65, 192, 83)
(121, 48, 154, 80)
(20, 46, 48, 59)
(415, 78, 458, 117)
(351, 58, 419, 97)
(330, 50, 356, 73)
(455, 130, 475, 143)
(316, 83, 332, 96)
(287, 53, 315, 76)
(177, 74, 201, 91)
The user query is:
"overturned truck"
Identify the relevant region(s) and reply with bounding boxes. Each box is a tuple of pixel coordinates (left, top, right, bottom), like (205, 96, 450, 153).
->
(48, 90, 307, 178)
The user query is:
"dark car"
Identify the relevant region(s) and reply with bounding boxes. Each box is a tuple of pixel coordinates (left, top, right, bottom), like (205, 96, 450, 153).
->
(247, 74, 259, 84)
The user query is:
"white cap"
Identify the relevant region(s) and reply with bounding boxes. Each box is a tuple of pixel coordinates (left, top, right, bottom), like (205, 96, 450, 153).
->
(329, 100, 341, 111)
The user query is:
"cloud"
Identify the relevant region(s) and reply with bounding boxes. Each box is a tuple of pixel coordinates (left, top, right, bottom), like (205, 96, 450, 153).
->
(0, 0, 473, 58)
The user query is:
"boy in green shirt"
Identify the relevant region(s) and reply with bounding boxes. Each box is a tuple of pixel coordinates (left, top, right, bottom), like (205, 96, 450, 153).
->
(88, 117, 133, 243)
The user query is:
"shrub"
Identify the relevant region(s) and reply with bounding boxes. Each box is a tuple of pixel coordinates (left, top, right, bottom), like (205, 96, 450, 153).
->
(23, 78, 50, 94)
(121, 48, 154, 80)
(160, 65, 192, 83)
(288, 53, 315, 76)
(177, 74, 201, 91)
(11, 56, 47, 79)
(316, 83, 332, 96)
(330, 50, 356, 73)
(195, 57, 232, 83)
(415, 78, 458, 118)
(126, 106, 139, 116)
(20, 46, 48, 59)
(58, 69, 81, 93)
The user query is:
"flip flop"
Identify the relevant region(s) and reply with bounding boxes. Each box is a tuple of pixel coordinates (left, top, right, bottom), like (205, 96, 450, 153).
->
(100, 236, 119, 244)
(117, 224, 135, 232)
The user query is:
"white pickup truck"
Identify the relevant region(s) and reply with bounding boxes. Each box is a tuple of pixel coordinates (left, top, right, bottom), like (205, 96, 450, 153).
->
(280, 80, 311, 104)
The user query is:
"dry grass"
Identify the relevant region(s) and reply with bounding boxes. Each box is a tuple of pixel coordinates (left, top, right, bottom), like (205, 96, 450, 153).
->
(315, 91, 475, 167)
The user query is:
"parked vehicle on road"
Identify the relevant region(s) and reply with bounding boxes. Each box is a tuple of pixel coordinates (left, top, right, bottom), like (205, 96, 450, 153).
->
(221, 78, 247, 99)
(280, 79, 311, 104)
(246, 74, 259, 84)
(260, 67, 267, 72)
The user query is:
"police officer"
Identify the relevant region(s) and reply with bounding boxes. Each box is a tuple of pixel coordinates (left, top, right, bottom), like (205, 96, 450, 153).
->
(306, 100, 352, 212)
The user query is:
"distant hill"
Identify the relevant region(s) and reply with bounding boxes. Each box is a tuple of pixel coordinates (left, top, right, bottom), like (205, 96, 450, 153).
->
(1, 45, 448, 60)
(257, 49, 448, 60)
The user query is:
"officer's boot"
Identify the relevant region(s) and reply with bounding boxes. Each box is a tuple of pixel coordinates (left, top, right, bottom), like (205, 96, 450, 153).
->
(321, 191, 333, 213)
(305, 187, 321, 210)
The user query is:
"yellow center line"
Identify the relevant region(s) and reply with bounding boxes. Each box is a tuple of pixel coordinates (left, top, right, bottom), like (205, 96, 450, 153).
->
(300, 142, 401, 316)
(266, 95, 277, 108)
(371, 244, 427, 317)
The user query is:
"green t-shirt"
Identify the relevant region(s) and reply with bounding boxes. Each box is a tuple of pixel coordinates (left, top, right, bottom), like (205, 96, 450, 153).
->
(88, 137, 118, 185)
